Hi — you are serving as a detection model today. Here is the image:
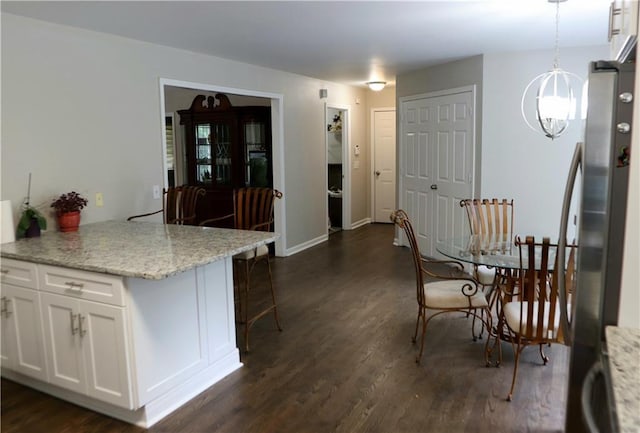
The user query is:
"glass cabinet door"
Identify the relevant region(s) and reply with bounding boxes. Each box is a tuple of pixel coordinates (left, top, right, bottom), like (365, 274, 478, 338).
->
(195, 124, 212, 184)
(194, 122, 232, 186)
(211, 122, 232, 186)
(244, 121, 267, 187)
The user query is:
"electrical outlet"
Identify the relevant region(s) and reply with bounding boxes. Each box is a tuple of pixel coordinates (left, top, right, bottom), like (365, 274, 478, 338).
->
(95, 192, 104, 207)
(153, 185, 161, 199)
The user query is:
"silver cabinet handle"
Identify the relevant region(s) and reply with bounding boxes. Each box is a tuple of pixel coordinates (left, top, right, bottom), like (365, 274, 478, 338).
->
(430, 184, 438, 190)
(1, 297, 11, 317)
(70, 312, 78, 335)
(78, 314, 87, 337)
(608, 4, 622, 41)
(65, 281, 84, 292)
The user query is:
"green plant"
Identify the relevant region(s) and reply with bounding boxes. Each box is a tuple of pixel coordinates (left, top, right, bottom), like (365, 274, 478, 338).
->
(16, 205, 47, 238)
(51, 191, 88, 214)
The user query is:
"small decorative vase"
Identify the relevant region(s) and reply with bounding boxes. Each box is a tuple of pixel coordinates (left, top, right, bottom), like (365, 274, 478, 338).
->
(58, 211, 81, 232)
(25, 217, 41, 238)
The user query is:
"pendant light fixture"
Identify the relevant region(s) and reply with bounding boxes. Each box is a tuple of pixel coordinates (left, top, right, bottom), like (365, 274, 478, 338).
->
(521, 0, 582, 139)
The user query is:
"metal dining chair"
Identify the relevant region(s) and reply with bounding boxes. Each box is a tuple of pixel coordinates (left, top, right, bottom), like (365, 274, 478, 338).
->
(391, 209, 491, 365)
(498, 235, 577, 401)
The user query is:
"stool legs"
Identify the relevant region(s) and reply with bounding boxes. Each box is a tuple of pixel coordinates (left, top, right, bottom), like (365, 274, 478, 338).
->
(237, 253, 282, 352)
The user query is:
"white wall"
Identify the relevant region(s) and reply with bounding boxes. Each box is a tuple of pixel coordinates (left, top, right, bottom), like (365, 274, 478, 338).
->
(482, 45, 609, 237)
(0, 14, 368, 253)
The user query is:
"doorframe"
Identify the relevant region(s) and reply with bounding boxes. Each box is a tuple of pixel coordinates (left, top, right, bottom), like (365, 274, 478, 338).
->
(158, 78, 286, 256)
(370, 107, 396, 223)
(397, 85, 477, 247)
(325, 103, 352, 232)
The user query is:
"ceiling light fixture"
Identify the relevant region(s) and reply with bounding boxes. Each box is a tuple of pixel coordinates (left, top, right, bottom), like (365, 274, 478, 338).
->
(367, 81, 386, 91)
(521, 0, 582, 140)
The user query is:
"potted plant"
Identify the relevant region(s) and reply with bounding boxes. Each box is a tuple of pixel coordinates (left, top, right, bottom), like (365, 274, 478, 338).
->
(51, 191, 88, 232)
(16, 173, 47, 238)
(16, 203, 47, 238)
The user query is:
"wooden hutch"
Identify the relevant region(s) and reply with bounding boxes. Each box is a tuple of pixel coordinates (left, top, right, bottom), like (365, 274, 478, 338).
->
(178, 93, 272, 224)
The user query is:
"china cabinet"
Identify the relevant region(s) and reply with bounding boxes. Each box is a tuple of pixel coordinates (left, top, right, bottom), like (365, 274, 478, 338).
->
(178, 93, 271, 223)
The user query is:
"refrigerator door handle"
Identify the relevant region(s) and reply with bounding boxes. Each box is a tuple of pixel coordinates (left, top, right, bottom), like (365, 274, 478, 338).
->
(558, 141, 583, 347)
(581, 361, 605, 433)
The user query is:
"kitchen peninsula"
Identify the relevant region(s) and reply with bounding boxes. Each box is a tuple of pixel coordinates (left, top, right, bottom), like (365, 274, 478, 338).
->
(0, 220, 278, 427)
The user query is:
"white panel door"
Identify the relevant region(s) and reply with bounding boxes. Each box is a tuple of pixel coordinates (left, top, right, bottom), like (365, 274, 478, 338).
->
(80, 301, 132, 409)
(373, 109, 397, 222)
(41, 292, 86, 394)
(400, 89, 474, 257)
(1, 285, 48, 381)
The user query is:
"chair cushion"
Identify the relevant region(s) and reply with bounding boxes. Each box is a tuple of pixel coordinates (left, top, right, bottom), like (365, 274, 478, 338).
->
(423, 280, 488, 309)
(503, 301, 568, 340)
(234, 244, 269, 260)
(475, 265, 496, 285)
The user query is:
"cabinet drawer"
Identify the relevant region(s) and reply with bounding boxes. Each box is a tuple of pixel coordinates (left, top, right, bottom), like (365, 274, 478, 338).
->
(0, 259, 38, 290)
(38, 265, 125, 306)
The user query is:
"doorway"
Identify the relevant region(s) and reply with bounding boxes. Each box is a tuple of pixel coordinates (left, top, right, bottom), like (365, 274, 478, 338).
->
(372, 108, 396, 223)
(159, 79, 287, 256)
(398, 86, 476, 257)
(325, 103, 351, 234)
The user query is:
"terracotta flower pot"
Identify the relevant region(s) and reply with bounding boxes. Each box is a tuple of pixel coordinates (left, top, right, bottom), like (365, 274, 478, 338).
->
(57, 211, 81, 232)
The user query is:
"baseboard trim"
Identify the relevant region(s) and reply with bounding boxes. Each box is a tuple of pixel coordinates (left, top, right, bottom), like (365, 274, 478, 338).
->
(350, 218, 371, 230)
(284, 233, 328, 256)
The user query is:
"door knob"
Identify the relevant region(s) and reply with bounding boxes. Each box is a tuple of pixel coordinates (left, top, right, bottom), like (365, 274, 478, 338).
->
(430, 184, 438, 190)
(375, 171, 381, 176)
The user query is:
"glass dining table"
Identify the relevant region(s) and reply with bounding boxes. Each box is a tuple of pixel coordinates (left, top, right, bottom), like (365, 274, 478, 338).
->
(436, 234, 556, 271)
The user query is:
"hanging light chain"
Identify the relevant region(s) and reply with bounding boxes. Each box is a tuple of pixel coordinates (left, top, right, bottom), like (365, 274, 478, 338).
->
(553, 0, 560, 69)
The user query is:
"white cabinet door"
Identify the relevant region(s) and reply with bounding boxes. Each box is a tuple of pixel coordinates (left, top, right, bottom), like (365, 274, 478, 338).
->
(40, 292, 132, 408)
(0, 285, 48, 380)
(41, 292, 86, 394)
(79, 300, 132, 408)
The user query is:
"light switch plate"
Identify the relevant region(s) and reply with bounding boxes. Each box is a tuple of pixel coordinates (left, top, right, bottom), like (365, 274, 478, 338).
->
(95, 193, 104, 207)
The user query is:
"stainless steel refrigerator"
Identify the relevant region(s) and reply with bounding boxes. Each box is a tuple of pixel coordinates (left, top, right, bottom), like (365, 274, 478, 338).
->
(558, 49, 635, 432)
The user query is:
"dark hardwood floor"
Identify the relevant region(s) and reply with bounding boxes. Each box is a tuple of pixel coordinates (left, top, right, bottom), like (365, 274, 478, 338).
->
(1, 223, 569, 433)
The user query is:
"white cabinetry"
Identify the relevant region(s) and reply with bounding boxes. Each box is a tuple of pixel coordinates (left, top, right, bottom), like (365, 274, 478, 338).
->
(37, 264, 132, 408)
(609, 0, 638, 60)
(0, 259, 47, 381)
(40, 292, 131, 408)
(0, 283, 48, 381)
(1, 257, 240, 427)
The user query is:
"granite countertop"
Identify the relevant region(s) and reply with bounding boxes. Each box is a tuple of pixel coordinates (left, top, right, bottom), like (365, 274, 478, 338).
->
(605, 326, 640, 433)
(0, 220, 279, 280)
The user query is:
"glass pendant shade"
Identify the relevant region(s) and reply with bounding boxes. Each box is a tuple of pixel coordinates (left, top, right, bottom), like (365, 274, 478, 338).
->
(520, 0, 582, 140)
(521, 68, 581, 139)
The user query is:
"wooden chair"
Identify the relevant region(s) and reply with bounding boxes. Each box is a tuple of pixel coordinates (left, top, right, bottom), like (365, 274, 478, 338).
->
(127, 185, 205, 225)
(460, 198, 514, 294)
(201, 187, 283, 352)
(390, 209, 491, 364)
(459, 198, 514, 338)
(499, 236, 576, 401)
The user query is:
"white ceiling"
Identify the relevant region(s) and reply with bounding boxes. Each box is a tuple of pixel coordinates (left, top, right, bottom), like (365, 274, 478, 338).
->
(1, 1, 610, 88)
